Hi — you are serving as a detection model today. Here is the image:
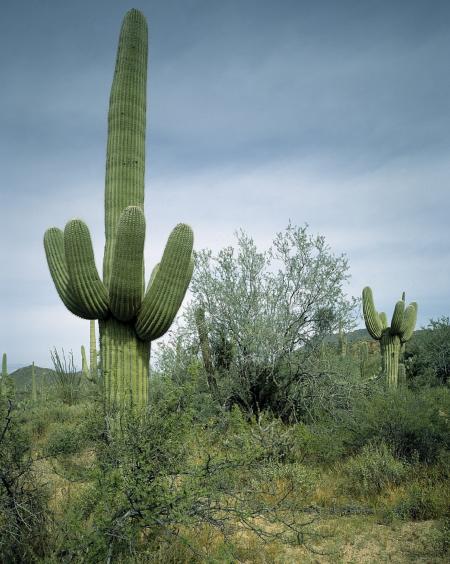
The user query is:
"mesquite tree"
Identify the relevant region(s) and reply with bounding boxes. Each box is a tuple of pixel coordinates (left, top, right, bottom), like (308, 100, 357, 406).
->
(43, 10, 194, 412)
(189, 225, 357, 414)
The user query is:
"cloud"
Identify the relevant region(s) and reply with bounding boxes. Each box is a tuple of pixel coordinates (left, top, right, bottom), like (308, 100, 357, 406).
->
(1, 0, 450, 365)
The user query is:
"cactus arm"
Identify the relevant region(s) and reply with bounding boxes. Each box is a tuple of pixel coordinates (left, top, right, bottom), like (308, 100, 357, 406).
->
(400, 302, 417, 343)
(109, 206, 145, 321)
(103, 9, 148, 286)
(64, 220, 109, 319)
(136, 224, 194, 341)
(183, 253, 195, 294)
(379, 312, 388, 329)
(390, 300, 405, 334)
(146, 263, 160, 292)
(362, 286, 383, 340)
(44, 228, 89, 318)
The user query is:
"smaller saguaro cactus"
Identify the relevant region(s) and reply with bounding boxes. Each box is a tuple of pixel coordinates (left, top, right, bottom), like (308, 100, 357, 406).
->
(2, 353, 7, 379)
(31, 361, 37, 403)
(362, 287, 417, 388)
(81, 346, 89, 379)
(359, 341, 369, 378)
(338, 324, 347, 357)
(194, 307, 218, 398)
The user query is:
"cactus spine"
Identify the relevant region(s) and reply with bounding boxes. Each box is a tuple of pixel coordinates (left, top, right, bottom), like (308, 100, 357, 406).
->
(362, 287, 417, 388)
(43, 10, 194, 412)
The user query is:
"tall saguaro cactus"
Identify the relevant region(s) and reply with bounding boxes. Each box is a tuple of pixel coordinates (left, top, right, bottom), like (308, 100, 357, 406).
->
(362, 287, 417, 388)
(43, 10, 194, 412)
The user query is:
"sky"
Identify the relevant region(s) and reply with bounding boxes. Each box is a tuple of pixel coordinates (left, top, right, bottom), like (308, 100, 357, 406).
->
(1, 0, 450, 368)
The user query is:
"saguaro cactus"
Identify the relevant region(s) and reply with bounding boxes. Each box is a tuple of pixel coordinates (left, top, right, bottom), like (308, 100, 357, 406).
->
(2, 353, 7, 379)
(194, 307, 218, 397)
(43, 10, 194, 412)
(362, 287, 417, 388)
(81, 346, 89, 379)
(31, 361, 37, 403)
(338, 324, 347, 357)
(359, 341, 369, 378)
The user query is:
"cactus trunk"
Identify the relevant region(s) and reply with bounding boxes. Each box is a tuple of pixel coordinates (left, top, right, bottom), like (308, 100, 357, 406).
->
(100, 319, 150, 411)
(90, 320, 97, 380)
(380, 332, 400, 388)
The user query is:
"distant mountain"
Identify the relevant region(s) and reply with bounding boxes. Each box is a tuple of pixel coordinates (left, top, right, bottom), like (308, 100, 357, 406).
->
(325, 328, 371, 344)
(8, 365, 56, 392)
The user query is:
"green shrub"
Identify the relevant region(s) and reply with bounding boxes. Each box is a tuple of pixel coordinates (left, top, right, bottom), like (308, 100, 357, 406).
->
(44, 423, 86, 457)
(395, 480, 448, 521)
(344, 386, 449, 463)
(339, 442, 409, 497)
(0, 398, 50, 561)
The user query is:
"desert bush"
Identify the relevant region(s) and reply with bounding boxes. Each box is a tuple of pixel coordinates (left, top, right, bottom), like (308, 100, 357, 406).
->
(50, 348, 83, 405)
(183, 224, 358, 417)
(343, 386, 449, 463)
(339, 442, 409, 497)
(395, 480, 448, 521)
(0, 398, 51, 561)
(406, 317, 450, 387)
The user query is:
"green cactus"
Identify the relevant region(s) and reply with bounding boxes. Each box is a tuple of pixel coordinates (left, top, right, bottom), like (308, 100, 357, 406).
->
(81, 346, 89, 379)
(43, 10, 194, 412)
(194, 307, 218, 397)
(0, 353, 6, 396)
(338, 324, 347, 357)
(362, 287, 417, 388)
(90, 320, 97, 381)
(359, 341, 369, 378)
(31, 361, 37, 403)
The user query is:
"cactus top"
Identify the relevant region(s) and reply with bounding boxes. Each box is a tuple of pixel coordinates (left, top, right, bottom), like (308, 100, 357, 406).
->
(362, 286, 417, 343)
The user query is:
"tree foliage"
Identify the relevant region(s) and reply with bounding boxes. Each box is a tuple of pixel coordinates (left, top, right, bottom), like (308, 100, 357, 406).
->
(182, 224, 358, 416)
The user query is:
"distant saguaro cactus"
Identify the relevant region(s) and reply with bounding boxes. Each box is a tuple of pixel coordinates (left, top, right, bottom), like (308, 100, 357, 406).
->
(359, 341, 369, 378)
(194, 307, 218, 398)
(31, 361, 37, 403)
(1, 353, 6, 396)
(81, 346, 89, 379)
(43, 10, 194, 412)
(338, 324, 347, 357)
(362, 287, 417, 388)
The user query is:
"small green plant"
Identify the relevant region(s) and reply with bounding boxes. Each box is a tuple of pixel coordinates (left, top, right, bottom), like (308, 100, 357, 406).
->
(339, 442, 409, 497)
(395, 480, 448, 521)
(50, 348, 82, 405)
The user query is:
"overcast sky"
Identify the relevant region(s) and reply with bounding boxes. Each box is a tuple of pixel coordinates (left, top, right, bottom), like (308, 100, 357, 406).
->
(1, 0, 450, 368)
